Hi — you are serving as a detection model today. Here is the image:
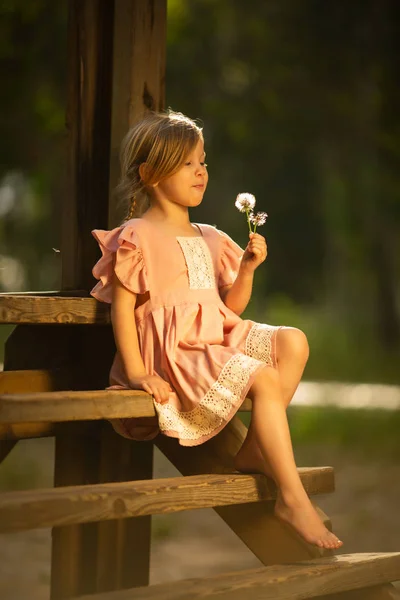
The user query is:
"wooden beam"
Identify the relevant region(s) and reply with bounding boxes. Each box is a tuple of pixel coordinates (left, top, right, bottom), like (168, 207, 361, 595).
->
(63, 0, 114, 291)
(72, 553, 400, 600)
(156, 416, 335, 564)
(94, 425, 153, 592)
(0, 467, 334, 533)
(51, 427, 104, 599)
(0, 294, 110, 325)
(108, 0, 167, 226)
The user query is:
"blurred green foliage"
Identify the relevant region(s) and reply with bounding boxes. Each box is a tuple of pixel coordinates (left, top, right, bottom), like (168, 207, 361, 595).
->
(0, 0, 399, 383)
(242, 405, 400, 461)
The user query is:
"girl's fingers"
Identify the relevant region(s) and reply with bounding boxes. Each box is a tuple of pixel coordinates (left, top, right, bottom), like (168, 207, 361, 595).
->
(142, 383, 152, 395)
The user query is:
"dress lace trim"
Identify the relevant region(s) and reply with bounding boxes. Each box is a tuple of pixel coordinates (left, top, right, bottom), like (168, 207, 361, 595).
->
(155, 353, 264, 441)
(245, 323, 279, 366)
(176, 237, 215, 290)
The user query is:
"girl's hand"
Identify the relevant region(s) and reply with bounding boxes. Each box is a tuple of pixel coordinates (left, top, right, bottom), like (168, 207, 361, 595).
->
(240, 232, 268, 274)
(128, 374, 173, 404)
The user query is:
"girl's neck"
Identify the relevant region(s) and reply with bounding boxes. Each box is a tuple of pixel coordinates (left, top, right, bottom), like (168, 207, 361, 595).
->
(142, 205, 192, 229)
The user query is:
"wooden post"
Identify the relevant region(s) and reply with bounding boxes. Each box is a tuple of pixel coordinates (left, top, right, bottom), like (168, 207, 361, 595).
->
(51, 0, 167, 597)
(108, 0, 166, 227)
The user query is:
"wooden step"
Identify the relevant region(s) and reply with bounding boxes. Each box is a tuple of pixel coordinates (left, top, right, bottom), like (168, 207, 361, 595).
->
(0, 293, 109, 324)
(72, 553, 400, 600)
(0, 389, 253, 424)
(0, 467, 333, 533)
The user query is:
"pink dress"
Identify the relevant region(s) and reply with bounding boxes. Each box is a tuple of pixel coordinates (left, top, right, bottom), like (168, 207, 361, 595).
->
(90, 218, 281, 446)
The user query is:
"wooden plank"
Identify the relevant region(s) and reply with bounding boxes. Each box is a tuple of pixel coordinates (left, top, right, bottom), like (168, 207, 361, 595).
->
(0, 467, 334, 533)
(0, 368, 73, 393)
(73, 553, 400, 600)
(0, 389, 155, 423)
(0, 290, 88, 296)
(0, 294, 110, 325)
(0, 389, 252, 424)
(156, 416, 335, 564)
(314, 583, 400, 599)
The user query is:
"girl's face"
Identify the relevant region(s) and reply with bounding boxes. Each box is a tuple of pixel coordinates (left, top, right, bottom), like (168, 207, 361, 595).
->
(152, 139, 208, 208)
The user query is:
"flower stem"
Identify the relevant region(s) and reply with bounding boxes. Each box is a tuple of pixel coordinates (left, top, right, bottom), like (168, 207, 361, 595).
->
(246, 209, 253, 234)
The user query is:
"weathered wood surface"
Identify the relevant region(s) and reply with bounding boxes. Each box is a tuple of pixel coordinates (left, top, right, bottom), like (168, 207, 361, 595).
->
(94, 425, 153, 592)
(63, 0, 114, 292)
(0, 467, 334, 533)
(73, 553, 400, 600)
(51, 430, 102, 599)
(0, 389, 154, 422)
(156, 416, 335, 564)
(315, 583, 400, 599)
(0, 294, 110, 324)
(108, 0, 167, 226)
(0, 368, 73, 393)
(0, 385, 252, 424)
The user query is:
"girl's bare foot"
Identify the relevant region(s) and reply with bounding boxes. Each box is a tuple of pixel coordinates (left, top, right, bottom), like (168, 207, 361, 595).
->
(235, 443, 343, 550)
(274, 490, 343, 550)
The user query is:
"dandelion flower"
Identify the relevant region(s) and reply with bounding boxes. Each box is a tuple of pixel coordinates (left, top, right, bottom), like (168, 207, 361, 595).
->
(249, 212, 268, 227)
(235, 193, 256, 213)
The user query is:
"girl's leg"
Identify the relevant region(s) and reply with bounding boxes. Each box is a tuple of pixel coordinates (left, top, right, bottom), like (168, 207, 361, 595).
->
(275, 327, 310, 407)
(242, 366, 342, 549)
(235, 327, 309, 474)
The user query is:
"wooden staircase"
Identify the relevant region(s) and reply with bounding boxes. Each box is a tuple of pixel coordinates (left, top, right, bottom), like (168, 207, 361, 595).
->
(1, 1, 399, 598)
(1, 293, 399, 599)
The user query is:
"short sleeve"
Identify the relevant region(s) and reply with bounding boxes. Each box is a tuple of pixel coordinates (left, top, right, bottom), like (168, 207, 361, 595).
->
(90, 224, 149, 303)
(217, 229, 245, 289)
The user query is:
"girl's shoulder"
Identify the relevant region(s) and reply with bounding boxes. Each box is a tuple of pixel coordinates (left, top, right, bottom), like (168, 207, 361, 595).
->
(120, 217, 148, 233)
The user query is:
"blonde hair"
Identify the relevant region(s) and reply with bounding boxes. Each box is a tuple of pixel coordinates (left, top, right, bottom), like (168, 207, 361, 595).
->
(117, 110, 203, 222)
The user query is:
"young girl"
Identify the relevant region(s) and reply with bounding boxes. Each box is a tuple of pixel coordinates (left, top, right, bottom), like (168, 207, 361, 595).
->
(90, 110, 343, 551)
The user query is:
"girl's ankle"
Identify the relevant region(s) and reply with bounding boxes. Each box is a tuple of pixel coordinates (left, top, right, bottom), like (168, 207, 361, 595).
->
(277, 487, 309, 508)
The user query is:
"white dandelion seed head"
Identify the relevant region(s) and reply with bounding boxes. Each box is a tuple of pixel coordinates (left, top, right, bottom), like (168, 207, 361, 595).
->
(235, 192, 256, 212)
(249, 211, 268, 226)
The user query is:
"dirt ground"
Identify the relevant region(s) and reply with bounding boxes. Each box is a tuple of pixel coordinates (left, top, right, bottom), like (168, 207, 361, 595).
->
(0, 437, 399, 600)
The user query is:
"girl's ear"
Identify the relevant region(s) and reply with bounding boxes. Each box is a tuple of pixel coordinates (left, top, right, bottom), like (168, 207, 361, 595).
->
(139, 162, 148, 182)
(139, 163, 158, 187)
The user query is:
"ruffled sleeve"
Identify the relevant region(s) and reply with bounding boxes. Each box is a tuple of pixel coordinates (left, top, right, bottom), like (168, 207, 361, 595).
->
(90, 224, 149, 303)
(217, 229, 245, 289)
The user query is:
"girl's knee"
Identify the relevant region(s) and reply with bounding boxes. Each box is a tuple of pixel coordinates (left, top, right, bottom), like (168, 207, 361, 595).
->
(277, 327, 309, 364)
(248, 365, 280, 399)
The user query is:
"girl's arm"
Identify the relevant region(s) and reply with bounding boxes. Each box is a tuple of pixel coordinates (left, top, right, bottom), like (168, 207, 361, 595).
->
(111, 276, 147, 380)
(219, 232, 267, 316)
(111, 275, 172, 403)
(220, 269, 254, 316)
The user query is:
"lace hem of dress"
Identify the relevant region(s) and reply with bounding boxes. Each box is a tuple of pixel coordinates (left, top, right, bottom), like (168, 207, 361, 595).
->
(245, 323, 279, 366)
(155, 353, 264, 441)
